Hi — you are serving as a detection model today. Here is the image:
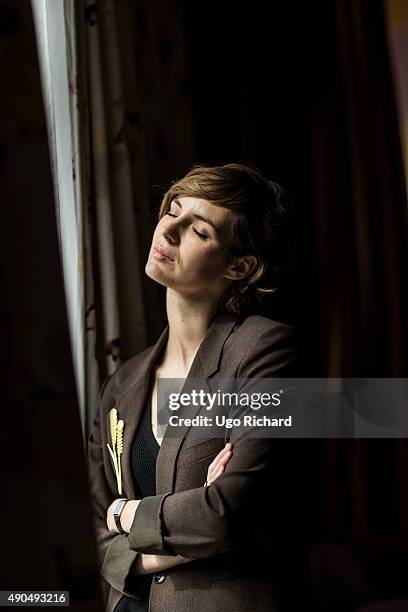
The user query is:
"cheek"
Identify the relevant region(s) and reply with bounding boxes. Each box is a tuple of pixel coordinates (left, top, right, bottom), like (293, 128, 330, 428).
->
(183, 241, 228, 276)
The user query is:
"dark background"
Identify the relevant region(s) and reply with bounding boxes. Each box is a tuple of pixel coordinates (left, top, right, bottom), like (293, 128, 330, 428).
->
(1, 1, 407, 610)
(113, 0, 408, 377)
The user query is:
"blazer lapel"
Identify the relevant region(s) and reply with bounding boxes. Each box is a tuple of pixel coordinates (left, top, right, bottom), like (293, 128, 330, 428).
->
(157, 313, 238, 494)
(111, 313, 239, 498)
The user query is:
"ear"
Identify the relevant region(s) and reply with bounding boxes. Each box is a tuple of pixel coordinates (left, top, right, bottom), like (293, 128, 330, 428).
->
(224, 254, 257, 282)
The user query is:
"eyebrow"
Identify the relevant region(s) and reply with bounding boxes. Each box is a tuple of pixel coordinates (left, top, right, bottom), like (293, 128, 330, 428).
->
(173, 198, 220, 233)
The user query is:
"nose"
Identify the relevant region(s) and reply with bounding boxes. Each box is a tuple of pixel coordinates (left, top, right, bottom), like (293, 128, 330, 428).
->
(162, 218, 180, 245)
(163, 230, 178, 245)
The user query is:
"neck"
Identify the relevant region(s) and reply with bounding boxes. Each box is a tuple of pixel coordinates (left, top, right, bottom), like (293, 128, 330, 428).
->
(164, 289, 219, 370)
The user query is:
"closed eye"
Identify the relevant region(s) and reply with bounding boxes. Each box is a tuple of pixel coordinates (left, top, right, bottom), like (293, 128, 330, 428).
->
(193, 227, 208, 239)
(166, 210, 208, 239)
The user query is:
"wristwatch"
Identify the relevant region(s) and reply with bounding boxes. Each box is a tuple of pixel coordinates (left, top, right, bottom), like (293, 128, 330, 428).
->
(112, 498, 128, 534)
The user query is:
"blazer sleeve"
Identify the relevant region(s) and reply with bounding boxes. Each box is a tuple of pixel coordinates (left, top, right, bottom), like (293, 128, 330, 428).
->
(127, 323, 300, 559)
(87, 375, 151, 599)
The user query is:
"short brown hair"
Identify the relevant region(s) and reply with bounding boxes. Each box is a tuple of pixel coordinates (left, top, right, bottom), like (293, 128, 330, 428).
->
(158, 163, 295, 316)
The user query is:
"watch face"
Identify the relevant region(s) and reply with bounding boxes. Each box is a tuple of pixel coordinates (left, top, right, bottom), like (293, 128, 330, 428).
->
(113, 499, 125, 515)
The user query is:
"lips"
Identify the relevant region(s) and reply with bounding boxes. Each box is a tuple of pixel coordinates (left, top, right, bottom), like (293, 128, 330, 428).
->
(153, 245, 175, 262)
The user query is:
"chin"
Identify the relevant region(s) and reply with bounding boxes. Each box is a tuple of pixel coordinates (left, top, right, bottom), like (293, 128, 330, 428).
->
(145, 260, 170, 288)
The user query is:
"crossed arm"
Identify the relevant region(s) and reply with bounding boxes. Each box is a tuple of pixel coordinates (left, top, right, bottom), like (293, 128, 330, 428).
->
(105, 442, 234, 575)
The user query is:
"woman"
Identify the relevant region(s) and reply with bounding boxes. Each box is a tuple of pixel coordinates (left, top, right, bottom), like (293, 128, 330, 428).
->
(88, 164, 309, 612)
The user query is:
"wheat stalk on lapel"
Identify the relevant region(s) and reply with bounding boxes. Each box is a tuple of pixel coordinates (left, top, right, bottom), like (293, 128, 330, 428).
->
(107, 408, 125, 494)
(116, 420, 124, 495)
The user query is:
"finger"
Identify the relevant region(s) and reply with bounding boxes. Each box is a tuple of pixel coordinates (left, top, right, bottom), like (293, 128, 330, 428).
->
(210, 463, 226, 483)
(207, 462, 218, 482)
(212, 446, 230, 466)
(207, 451, 231, 482)
(207, 445, 233, 480)
(208, 460, 228, 484)
(218, 442, 233, 457)
(212, 465, 224, 481)
(220, 449, 233, 464)
(207, 454, 222, 474)
(211, 445, 233, 470)
(214, 449, 233, 470)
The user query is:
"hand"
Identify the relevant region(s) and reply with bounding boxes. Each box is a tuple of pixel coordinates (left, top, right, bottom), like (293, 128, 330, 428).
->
(204, 442, 233, 486)
(106, 498, 140, 534)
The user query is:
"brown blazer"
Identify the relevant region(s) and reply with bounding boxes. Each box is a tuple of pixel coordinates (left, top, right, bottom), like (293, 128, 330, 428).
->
(87, 313, 312, 612)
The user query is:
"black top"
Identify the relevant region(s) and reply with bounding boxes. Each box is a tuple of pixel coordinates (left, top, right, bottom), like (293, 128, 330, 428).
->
(113, 394, 160, 612)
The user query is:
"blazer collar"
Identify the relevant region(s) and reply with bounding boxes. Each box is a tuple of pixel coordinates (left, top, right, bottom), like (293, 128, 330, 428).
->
(194, 312, 239, 378)
(111, 312, 238, 404)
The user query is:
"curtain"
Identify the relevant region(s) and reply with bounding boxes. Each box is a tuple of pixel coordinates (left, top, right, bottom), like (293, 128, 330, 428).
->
(80, 0, 148, 438)
(31, 0, 86, 432)
(310, 0, 408, 379)
(308, 1, 408, 609)
(32, 0, 148, 441)
(2, 2, 102, 603)
(387, 0, 408, 192)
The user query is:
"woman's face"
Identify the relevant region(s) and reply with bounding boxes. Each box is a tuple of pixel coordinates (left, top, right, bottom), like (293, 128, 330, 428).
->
(145, 196, 235, 297)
